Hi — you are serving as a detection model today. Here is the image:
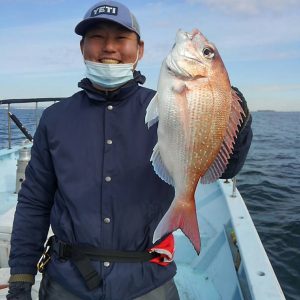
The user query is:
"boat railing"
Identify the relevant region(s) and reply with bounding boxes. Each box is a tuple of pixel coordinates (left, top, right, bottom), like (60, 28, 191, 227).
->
(0, 98, 64, 150)
(224, 178, 238, 198)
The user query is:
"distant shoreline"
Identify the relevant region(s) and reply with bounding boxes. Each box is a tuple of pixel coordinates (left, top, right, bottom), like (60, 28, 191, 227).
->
(256, 110, 275, 112)
(250, 110, 300, 113)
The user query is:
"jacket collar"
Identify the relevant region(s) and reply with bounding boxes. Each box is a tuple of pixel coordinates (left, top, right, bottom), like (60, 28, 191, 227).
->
(78, 71, 146, 103)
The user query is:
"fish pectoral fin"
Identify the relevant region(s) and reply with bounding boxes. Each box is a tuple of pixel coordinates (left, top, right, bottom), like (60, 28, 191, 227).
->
(173, 83, 190, 139)
(171, 82, 187, 94)
(201, 88, 245, 184)
(150, 143, 174, 186)
(153, 199, 201, 255)
(145, 93, 159, 128)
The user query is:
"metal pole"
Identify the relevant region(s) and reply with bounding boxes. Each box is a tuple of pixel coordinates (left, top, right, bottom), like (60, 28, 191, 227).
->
(7, 104, 11, 149)
(35, 102, 38, 130)
(231, 177, 237, 198)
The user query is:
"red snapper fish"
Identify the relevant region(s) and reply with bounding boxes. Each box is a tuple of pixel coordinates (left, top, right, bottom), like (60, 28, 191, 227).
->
(145, 29, 244, 254)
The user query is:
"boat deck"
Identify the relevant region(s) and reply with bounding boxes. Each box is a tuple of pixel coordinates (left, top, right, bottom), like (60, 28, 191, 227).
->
(174, 181, 243, 300)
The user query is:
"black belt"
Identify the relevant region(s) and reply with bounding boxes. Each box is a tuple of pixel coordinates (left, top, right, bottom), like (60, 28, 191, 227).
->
(44, 236, 160, 290)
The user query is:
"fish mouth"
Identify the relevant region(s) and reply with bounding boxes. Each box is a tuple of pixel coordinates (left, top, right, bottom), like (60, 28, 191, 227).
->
(185, 29, 200, 40)
(99, 59, 120, 64)
(180, 31, 204, 64)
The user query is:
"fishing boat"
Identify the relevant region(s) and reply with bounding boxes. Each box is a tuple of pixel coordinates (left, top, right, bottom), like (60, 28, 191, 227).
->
(0, 99, 285, 299)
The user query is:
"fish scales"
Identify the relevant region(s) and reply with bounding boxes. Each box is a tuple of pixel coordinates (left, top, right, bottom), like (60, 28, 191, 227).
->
(145, 28, 244, 254)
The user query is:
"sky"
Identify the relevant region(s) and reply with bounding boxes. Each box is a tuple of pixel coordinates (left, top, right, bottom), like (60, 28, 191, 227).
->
(0, 0, 299, 111)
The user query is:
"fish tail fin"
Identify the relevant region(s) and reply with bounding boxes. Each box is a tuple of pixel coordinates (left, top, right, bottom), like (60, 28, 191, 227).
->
(153, 197, 201, 254)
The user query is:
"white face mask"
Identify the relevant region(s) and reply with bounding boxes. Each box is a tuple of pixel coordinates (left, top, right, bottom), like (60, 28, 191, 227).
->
(84, 48, 140, 89)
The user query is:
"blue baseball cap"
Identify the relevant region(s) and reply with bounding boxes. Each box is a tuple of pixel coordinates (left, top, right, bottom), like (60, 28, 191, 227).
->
(75, 1, 140, 37)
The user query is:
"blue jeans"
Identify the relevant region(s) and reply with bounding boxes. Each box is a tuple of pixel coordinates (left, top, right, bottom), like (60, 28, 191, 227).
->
(39, 273, 180, 300)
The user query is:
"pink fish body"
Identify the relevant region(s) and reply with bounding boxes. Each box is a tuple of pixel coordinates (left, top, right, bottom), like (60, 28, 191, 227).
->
(145, 29, 244, 254)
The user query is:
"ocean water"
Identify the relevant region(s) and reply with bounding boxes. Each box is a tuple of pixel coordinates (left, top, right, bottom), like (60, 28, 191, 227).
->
(237, 111, 300, 300)
(0, 108, 299, 299)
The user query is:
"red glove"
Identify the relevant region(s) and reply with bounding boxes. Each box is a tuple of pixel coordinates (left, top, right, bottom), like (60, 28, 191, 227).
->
(148, 234, 175, 266)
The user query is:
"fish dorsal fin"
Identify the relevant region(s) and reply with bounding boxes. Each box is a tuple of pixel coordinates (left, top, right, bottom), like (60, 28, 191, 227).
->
(145, 93, 159, 128)
(200, 88, 245, 184)
(151, 143, 175, 186)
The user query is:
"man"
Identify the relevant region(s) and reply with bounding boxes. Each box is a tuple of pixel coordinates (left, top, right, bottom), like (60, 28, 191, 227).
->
(7, 1, 252, 299)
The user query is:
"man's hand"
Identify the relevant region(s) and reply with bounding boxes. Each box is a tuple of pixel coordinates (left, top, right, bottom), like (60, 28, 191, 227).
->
(6, 275, 34, 300)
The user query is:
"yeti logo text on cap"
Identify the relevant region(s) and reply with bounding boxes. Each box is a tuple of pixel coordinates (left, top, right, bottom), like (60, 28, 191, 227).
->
(92, 5, 118, 16)
(75, 1, 140, 37)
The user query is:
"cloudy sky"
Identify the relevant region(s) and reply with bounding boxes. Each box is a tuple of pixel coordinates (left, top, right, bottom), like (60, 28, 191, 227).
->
(0, 0, 299, 111)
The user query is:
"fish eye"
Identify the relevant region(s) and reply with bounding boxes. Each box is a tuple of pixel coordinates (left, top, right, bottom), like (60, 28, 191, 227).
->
(203, 47, 214, 59)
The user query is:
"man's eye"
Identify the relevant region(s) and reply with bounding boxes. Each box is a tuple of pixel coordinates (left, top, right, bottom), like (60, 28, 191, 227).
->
(88, 35, 104, 40)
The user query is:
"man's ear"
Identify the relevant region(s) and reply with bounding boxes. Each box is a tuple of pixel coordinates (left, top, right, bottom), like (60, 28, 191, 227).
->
(138, 40, 144, 60)
(80, 38, 84, 55)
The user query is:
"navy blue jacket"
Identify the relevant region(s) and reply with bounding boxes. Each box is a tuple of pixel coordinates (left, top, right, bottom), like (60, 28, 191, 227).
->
(9, 74, 252, 300)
